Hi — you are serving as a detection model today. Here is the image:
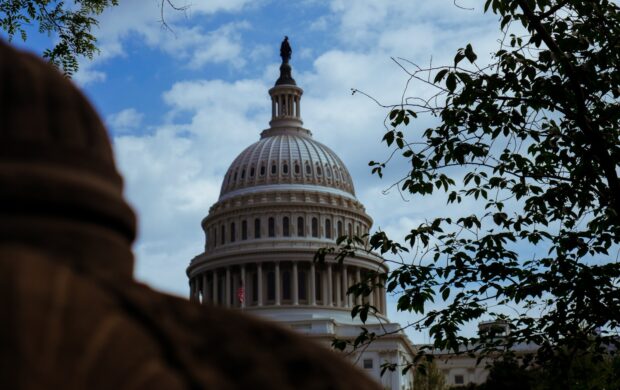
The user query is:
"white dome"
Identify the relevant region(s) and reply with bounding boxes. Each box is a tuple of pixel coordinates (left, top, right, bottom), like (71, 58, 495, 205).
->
(219, 127, 355, 198)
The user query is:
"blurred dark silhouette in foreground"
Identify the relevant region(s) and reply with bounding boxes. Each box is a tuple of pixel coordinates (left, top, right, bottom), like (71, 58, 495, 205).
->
(0, 40, 379, 390)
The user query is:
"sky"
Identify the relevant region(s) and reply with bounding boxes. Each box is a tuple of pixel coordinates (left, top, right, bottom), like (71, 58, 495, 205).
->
(8, 0, 505, 342)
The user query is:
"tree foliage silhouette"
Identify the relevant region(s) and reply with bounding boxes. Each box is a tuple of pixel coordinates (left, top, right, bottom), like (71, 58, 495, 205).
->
(326, 0, 620, 379)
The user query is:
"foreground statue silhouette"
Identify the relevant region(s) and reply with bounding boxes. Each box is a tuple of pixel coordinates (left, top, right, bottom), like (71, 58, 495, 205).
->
(0, 40, 380, 390)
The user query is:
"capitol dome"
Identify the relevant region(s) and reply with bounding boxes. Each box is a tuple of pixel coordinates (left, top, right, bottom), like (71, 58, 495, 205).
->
(186, 40, 415, 389)
(219, 128, 356, 199)
(187, 45, 388, 321)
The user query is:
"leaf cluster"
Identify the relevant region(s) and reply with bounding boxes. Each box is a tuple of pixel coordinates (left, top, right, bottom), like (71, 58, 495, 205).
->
(336, 0, 620, 378)
(0, 0, 118, 75)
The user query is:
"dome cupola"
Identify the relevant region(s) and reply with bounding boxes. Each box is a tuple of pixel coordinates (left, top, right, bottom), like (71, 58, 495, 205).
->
(188, 37, 386, 323)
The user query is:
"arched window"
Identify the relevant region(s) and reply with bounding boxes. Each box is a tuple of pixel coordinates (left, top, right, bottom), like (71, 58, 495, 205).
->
(241, 168, 246, 179)
(254, 218, 261, 239)
(326, 165, 331, 178)
(242, 220, 248, 240)
(337, 221, 343, 238)
(311, 218, 318, 237)
(282, 270, 291, 301)
(233, 170, 238, 180)
(297, 217, 304, 237)
(305, 163, 311, 175)
(316, 165, 322, 176)
(230, 222, 236, 242)
(283, 217, 290, 237)
(250, 166, 255, 177)
(325, 219, 332, 239)
(221, 225, 225, 245)
(268, 217, 275, 237)
(271, 163, 277, 175)
(294, 163, 300, 174)
(260, 164, 266, 176)
(283, 163, 289, 174)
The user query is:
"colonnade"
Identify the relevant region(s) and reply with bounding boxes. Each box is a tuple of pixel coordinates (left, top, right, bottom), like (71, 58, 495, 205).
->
(189, 261, 387, 315)
(272, 92, 301, 119)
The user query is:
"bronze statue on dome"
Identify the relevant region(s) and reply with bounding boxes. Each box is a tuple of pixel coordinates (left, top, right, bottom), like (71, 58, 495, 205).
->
(280, 36, 292, 63)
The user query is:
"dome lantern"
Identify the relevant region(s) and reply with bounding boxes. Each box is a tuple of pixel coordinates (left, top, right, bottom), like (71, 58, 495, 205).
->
(268, 36, 303, 129)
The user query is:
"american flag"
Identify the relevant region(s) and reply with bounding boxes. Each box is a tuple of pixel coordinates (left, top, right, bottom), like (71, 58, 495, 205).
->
(237, 286, 245, 303)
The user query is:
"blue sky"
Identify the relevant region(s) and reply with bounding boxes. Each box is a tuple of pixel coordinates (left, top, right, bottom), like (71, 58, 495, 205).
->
(9, 0, 505, 342)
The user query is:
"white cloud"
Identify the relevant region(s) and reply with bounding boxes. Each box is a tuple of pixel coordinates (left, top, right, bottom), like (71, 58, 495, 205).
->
(107, 108, 144, 132)
(73, 68, 106, 86)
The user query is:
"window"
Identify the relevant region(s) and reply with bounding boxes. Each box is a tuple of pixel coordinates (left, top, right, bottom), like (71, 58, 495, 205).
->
(337, 221, 343, 237)
(294, 163, 300, 174)
(271, 163, 277, 175)
(283, 163, 289, 174)
(213, 228, 217, 247)
(298, 270, 307, 300)
(315, 271, 321, 301)
(311, 218, 318, 237)
(267, 271, 275, 301)
(356, 225, 360, 236)
(297, 217, 304, 237)
(282, 270, 291, 300)
(221, 225, 225, 245)
(268, 217, 275, 237)
(363, 359, 373, 369)
(283, 217, 290, 237)
(260, 164, 266, 176)
(305, 163, 311, 175)
(254, 218, 261, 239)
(454, 375, 464, 385)
(316, 165, 322, 175)
(241, 168, 246, 179)
(326, 165, 331, 178)
(325, 219, 332, 239)
(233, 171, 237, 180)
(348, 223, 352, 237)
(250, 166, 255, 177)
(252, 272, 258, 303)
(241, 220, 248, 240)
(230, 222, 236, 242)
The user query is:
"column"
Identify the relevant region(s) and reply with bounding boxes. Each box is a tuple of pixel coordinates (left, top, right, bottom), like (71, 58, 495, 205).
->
(292, 261, 299, 305)
(355, 267, 362, 305)
(271, 97, 275, 118)
(289, 94, 294, 116)
(335, 269, 341, 308)
(342, 266, 349, 308)
(381, 285, 387, 315)
(240, 264, 246, 309)
(369, 275, 375, 307)
(322, 270, 328, 306)
(257, 262, 263, 306)
(212, 271, 218, 305)
(327, 263, 333, 306)
(310, 262, 316, 305)
(202, 273, 208, 305)
(275, 262, 281, 306)
(225, 267, 231, 308)
(296, 96, 300, 118)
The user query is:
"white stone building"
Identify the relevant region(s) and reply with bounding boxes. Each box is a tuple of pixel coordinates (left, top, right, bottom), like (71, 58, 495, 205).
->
(187, 43, 415, 390)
